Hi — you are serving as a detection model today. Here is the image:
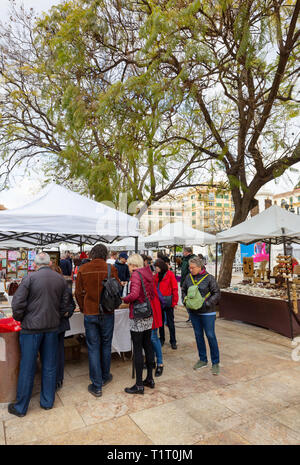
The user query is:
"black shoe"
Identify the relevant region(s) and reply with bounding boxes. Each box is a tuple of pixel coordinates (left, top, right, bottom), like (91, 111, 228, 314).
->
(103, 374, 113, 387)
(56, 380, 63, 391)
(124, 384, 144, 395)
(155, 366, 164, 377)
(40, 405, 53, 410)
(8, 403, 25, 417)
(171, 343, 177, 350)
(143, 378, 155, 389)
(88, 384, 102, 397)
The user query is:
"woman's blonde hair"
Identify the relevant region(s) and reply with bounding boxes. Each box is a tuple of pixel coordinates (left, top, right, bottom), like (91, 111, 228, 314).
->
(127, 253, 144, 269)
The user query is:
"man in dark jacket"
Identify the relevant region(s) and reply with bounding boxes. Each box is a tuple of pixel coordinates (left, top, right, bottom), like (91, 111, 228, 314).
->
(75, 244, 121, 398)
(59, 253, 72, 276)
(114, 252, 130, 293)
(180, 247, 196, 322)
(181, 256, 221, 375)
(8, 252, 70, 417)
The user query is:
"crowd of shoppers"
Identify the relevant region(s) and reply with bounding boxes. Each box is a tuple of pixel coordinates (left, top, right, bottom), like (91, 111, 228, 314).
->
(8, 245, 221, 416)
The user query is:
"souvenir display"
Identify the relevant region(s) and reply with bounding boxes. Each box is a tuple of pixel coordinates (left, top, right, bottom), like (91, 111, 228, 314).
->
(8, 251, 19, 261)
(224, 254, 300, 313)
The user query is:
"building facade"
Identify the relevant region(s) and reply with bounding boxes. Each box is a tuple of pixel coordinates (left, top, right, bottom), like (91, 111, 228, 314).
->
(273, 187, 300, 215)
(139, 186, 235, 235)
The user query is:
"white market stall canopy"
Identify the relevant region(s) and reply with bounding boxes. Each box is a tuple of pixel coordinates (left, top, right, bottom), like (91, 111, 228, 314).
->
(0, 184, 139, 247)
(107, 236, 146, 251)
(143, 221, 216, 248)
(216, 205, 300, 244)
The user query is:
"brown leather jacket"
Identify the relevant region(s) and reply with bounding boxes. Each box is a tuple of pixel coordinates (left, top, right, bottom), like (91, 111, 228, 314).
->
(75, 258, 120, 315)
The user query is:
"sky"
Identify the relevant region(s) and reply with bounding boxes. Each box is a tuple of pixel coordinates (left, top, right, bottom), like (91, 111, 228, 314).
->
(0, 0, 299, 209)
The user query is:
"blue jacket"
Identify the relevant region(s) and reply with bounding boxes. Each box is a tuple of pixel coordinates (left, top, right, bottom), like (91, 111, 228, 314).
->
(59, 259, 72, 276)
(114, 260, 130, 283)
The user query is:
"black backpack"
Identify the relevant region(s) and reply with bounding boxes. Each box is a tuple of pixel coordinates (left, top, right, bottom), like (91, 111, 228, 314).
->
(99, 264, 122, 314)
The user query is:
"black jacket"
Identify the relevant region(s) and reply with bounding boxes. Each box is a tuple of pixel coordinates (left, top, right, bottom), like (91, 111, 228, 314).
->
(12, 266, 70, 334)
(59, 258, 72, 276)
(181, 271, 220, 314)
(58, 287, 76, 334)
(114, 260, 130, 283)
(180, 254, 196, 286)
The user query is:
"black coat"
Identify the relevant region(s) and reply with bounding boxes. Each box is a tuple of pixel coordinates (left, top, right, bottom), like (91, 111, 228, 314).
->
(12, 266, 70, 333)
(181, 271, 220, 314)
(58, 287, 76, 333)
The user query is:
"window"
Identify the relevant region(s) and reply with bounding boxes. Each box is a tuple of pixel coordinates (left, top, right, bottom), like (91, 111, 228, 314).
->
(170, 211, 175, 216)
(191, 195, 195, 199)
(208, 201, 214, 206)
(216, 203, 222, 207)
(298, 196, 300, 202)
(192, 220, 196, 225)
(216, 194, 223, 199)
(192, 203, 196, 208)
(192, 211, 196, 216)
(176, 212, 182, 216)
(224, 211, 230, 216)
(148, 210, 152, 215)
(224, 203, 229, 207)
(208, 192, 214, 200)
(290, 196, 293, 205)
(217, 211, 222, 216)
(224, 194, 229, 199)
(159, 210, 162, 216)
(209, 210, 215, 217)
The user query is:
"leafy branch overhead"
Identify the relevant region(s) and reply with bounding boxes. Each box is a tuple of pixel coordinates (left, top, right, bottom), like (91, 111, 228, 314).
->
(0, 0, 299, 286)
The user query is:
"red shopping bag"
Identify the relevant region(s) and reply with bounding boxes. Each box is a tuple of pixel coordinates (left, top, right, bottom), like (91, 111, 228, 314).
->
(0, 317, 21, 333)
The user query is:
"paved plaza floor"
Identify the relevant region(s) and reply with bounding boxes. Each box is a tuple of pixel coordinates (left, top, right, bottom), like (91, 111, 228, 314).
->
(1, 306, 300, 445)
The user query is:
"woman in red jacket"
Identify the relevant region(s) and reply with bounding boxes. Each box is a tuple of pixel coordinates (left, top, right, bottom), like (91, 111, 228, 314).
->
(122, 254, 161, 394)
(154, 258, 179, 349)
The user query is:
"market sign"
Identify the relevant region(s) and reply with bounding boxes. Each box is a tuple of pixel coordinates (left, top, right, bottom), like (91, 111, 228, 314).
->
(145, 242, 159, 249)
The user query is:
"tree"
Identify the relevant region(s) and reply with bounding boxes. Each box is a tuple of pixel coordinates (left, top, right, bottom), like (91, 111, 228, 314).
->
(0, 0, 299, 287)
(131, 0, 300, 286)
(0, 0, 215, 208)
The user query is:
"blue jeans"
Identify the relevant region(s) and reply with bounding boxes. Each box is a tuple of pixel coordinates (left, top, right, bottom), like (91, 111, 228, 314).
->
(84, 313, 115, 390)
(189, 312, 220, 365)
(14, 331, 58, 415)
(151, 329, 163, 366)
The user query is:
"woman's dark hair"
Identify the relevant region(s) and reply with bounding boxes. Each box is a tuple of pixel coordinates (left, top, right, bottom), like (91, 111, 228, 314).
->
(154, 258, 168, 281)
(89, 244, 108, 260)
(161, 255, 170, 264)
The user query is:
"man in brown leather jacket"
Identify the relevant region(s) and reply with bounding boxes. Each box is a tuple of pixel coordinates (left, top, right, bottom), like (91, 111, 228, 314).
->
(75, 244, 120, 397)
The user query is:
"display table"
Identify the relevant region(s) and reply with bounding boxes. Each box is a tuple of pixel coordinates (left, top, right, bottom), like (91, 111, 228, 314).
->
(65, 305, 131, 354)
(219, 291, 300, 338)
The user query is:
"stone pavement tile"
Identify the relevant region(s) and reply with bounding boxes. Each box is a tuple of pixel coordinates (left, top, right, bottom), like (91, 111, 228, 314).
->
(231, 416, 300, 445)
(75, 388, 173, 427)
(129, 393, 244, 445)
(207, 381, 288, 422)
(0, 421, 5, 445)
(23, 415, 153, 445)
(64, 353, 90, 378)
(195, 430, 251, 445)
(271, 403, 300, 434)
(0, 403, 11, 422)
(4, 405, 85, 445)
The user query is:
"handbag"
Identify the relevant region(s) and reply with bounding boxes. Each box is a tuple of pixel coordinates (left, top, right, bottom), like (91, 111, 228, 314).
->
(132, 272, 153, 320)
(157, 273, 173, 308)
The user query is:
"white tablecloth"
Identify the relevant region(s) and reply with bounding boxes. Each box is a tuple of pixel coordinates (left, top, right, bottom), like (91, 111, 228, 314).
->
(65, 308, 131, 355)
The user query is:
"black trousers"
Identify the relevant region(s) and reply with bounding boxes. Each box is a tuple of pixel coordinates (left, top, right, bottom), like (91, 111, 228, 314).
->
(159, 307, 176, 345)
(131, 329, 154, 386)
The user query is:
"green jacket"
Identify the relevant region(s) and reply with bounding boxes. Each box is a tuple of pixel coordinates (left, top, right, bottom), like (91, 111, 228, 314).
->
(180, 254, 196, 286)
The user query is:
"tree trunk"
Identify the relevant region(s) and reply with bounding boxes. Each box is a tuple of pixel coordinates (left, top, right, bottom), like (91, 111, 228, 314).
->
(217, 242, 238, 288)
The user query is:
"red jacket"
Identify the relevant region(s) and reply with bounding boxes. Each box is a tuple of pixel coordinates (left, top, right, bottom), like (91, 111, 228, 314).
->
(123, 266, 162, 328)
(154, 270, 179, 308)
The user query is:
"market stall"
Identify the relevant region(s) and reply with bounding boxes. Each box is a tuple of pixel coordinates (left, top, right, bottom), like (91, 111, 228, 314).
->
(216, 206, 300, 339)
(66, 305, 131, 355)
